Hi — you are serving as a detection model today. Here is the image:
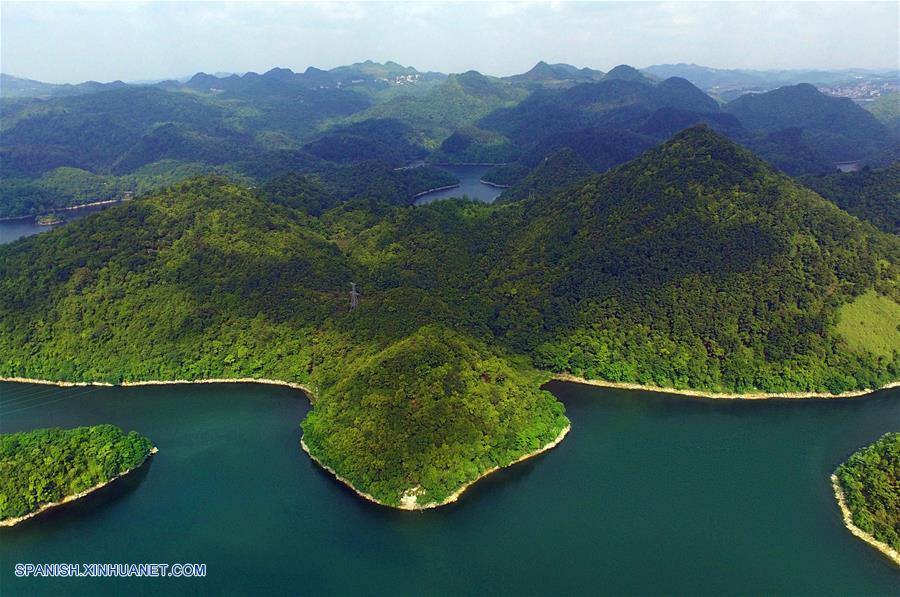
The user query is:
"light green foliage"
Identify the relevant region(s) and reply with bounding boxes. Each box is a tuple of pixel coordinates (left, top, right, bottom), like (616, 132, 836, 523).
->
(835, 432, 900, 551)
(302, 326, 567, 506)
(0, 425, 154, 520)
(835, 290, 900, 360)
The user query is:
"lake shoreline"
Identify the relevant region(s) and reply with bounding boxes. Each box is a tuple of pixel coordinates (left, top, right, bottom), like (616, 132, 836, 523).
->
(552, 373, 900, 400)
(0, 199, 123, 222)
(5, 373, 897, 401)
(479, 179, 511, 189)
(412, 183, 460, 198)
(0, 376, 315, 396)
(830, 474, 900, 566)
(0, 447, 158, 528)
(302, 424, 571, 510)
(431, 162, 509, 166)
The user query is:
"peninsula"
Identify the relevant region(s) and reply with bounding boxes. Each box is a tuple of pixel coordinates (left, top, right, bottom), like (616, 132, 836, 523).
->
(0, 425, 156, 527)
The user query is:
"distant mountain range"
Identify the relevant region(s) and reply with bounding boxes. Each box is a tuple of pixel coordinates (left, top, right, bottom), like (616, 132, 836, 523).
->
(5, 61, 896, 99)
(1, 60, 897, 220)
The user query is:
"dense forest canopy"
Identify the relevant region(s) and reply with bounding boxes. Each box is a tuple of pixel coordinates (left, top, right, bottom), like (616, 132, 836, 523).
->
(801, 163, 900, 234)
(0, 425, 154, 521)
(1, 126, 898, 505)
(834, 432, 900, 552)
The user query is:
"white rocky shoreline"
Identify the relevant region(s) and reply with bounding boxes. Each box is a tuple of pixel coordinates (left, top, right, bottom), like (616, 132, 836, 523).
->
(0, 447, 158, 528)
(830, 474, 900, 567)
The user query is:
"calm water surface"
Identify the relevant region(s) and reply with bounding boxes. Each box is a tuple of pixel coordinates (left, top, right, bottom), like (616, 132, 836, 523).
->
(0, 381, 898, 595)
(0, 204, 112, 244)
(413, 166, 504, 205)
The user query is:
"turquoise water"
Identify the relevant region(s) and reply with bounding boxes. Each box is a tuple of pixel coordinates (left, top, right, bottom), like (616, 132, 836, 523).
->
(413, 165, 504, 205)
(0, 380, 897, 595)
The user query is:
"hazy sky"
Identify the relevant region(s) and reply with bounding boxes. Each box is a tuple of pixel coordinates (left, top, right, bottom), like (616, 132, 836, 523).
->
(3, 1, 898, 83)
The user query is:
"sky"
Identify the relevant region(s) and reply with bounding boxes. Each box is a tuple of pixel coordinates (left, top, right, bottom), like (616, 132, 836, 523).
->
(2, 1, 898, 84)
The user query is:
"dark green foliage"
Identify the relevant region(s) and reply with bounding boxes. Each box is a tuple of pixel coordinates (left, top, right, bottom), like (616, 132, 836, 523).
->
(639, 107, 743, 138)
(314, 162, 458, 206)
(480, 163, 529, 187)
(520, 128, 657, 172)
(505, 61, 605, 87)
(603, 65, 657, 85)
(304, 119, 426, 166)
(480, 76, 717, 144)
(1, 88, 229, 176)
(0, 425, 154, 520)
(723, 84, 895, 162)
(497, 148, 593, 203)
(351, 71, 527, 145)
(430, 127, 520, 164)
(503, 126, 900, 392)
(801, 163, 900, 234)
(0, 162, 248, 219)
(0, 80, 372, 217)
(835, 432, 900, 551)
(260, 173, 336, 216)
(304, 133, 407, 166)
(746, 127, 834, 176)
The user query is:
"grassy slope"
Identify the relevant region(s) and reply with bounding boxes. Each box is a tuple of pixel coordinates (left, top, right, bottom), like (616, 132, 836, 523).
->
(835, 291, 900, 360)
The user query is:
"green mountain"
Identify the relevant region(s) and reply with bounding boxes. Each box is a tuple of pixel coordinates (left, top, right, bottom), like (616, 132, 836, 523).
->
(603, 64, 657, 85)
(506, 61, 605, 87)
(745, 127, 834, 176)
(0, 73, 129, 99)
(801, 162, 900, 234)
(348, 71, 528, 146)
(303, 119, 427, 166)
(429, 126, 520, 164)
(500, 126, 900, 390)
(1, 127, 898, 506)
(863, 91, 900, 134)
(481, 128, 656, 188)
(496, 147, 593, 203)
(723, 84, 895, 162)
(479, 75, 719, 144)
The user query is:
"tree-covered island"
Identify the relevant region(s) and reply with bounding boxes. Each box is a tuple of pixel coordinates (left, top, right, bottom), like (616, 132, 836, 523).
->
(0, 425, 156, 526)
(832, 432, 900, 566)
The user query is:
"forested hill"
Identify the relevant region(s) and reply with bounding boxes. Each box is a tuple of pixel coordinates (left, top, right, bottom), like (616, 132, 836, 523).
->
(1, 127, 897, 506)
(801, 163, 900, 234)
(500, 126, 900, 391)
(723, 84, 894, 162)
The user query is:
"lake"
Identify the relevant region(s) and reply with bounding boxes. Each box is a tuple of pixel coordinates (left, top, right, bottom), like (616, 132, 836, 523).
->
(0, 204, 114, 245)
(413, 165, 504, 205)
(0, 380, 897, 595)
(0, 173, 503, 245)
